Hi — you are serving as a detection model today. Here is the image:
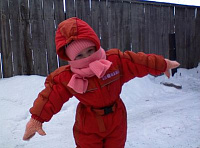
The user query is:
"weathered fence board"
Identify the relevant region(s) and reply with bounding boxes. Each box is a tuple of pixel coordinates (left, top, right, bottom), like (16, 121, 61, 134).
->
(122, 2, 131, 51)
(91, 0, 100, 39)
(65, 0, 75, 19)
(78, 0, 92, 26)
(194, 8, 200, 68)
(0, 53, 2, 78)
(55, 0, 67, 67)
(107, 0, 116, 49)
(185, 7, 196, 68)
(1, 0, 13, 77)
(175, 7, 187, 68)
(75, 0, 83, 19)
(144, 4, 151, 53)
(19, 0, 34, 75)
(0, 52, 2, 78)
(75, 0, 90, 24)
(115, 0, 123, 50)
(0, 0, 200, 78)
(150, 5, 161, 54)
(99, 0, 109, 50)
(131, 3, 145, 53)
(0, 1, 2, 78)
(29, 0, 48, 76)
(9, 0, 21, 76)
(43, 0, 58, 74)
(161, 5, 174, 58)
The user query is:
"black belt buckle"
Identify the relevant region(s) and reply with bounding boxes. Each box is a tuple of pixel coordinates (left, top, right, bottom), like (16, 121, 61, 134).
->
(103, 106, 113, 115)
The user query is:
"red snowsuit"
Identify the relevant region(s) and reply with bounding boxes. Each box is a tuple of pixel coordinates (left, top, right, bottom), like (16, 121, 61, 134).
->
(30, 17, 167, 148)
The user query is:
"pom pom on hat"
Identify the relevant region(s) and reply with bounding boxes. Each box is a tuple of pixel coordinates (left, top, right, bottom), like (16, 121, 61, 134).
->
(65, 39, 96, 60)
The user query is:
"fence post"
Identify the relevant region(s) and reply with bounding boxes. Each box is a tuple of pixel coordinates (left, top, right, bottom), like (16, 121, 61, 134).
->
(169, 33, 177, 76)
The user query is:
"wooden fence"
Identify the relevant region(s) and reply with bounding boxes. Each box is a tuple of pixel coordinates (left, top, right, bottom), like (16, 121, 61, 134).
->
(0, 0, 200, 78)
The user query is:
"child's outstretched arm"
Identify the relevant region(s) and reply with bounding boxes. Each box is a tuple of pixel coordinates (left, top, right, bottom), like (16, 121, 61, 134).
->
(22, 68, 73, 141)
(164, 59, 180, 78)
(107, 49, 180, 83)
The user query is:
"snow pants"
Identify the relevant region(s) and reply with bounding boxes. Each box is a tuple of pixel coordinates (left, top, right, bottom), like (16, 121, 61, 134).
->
(73, 99, 127, 148)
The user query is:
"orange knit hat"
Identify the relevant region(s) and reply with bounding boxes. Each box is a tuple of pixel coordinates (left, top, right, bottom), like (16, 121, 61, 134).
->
(65, 39, 96, 60)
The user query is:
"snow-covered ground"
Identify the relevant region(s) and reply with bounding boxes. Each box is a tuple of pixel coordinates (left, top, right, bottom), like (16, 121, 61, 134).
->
(0, 64, 200, 148)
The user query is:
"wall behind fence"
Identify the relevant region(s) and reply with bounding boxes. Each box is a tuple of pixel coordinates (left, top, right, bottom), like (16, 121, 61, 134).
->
(0, 0, 200, 78)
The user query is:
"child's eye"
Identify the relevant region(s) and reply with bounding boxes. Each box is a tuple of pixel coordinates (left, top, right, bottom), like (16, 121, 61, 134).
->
(88, 49, 93, 53)
(88, 49, 95, 53)
(76, 54, 83, 58)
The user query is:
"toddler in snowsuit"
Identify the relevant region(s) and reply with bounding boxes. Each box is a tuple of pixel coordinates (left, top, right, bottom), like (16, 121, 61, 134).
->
(23, 17, 180, 148)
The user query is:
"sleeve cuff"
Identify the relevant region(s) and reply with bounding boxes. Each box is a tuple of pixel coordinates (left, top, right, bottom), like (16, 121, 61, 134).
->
(31, 114, 45, 123)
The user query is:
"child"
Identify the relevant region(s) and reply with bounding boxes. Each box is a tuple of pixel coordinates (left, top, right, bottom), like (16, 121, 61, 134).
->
(23, 17, 180, 148)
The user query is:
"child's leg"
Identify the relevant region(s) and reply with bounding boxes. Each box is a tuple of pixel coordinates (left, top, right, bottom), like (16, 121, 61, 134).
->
(73, 126, 103, 148)
(73, 102, 104, 148)
(103, 116, 127, 148)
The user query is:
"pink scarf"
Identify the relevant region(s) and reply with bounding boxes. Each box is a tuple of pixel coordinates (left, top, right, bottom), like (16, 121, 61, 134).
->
(68, 47, 112, 94)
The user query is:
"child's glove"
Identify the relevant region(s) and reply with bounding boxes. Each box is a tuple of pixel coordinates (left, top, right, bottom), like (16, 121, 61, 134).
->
(23, 118, 46, 141)
(164, 59, 180, 78)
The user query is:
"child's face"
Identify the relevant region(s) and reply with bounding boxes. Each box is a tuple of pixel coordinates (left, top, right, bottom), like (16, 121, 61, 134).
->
(75, 46, 96, 60)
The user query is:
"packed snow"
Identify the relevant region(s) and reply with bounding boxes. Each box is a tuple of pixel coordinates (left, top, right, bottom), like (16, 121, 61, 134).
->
(0, 64, 200, 148)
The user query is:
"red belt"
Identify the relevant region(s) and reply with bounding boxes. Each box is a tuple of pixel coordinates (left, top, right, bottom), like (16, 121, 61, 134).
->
(92, 103, 116, 132)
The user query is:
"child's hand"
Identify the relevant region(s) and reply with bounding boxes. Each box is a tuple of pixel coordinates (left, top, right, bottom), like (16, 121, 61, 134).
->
(164, 59, 180, 78)
(23, 118, 46, 141)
